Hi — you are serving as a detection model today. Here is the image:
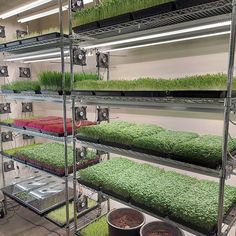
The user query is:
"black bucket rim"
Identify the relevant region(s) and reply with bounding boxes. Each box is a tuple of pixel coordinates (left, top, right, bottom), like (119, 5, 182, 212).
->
(140, 221, 184, 236)
(107, 207, 146, 231)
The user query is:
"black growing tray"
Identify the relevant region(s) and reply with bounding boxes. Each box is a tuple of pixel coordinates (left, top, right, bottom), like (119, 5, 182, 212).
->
(6, 40, 21, 48)
(73, 90, 233, 98)
(99, 13, 133, 28)
(42, 130, 65, 137)
(21, 37, 38, 45)
(11, 124, 26, 130)
(132, 2, 176, 20)
(0, 122, 12, 127)
(101, 187, 130, 203)
(25, 127, 42, 133)
(73, 22, 100, 34)
(76, 134, 99, 144)
(0, 43, 6, 49)
(78, 178, 101, 192)
(37, 32, 68, 41)
(176, 0, 220, 9)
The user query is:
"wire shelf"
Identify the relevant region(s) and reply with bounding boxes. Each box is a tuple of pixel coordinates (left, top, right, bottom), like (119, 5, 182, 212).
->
(73, 0, 232, 40)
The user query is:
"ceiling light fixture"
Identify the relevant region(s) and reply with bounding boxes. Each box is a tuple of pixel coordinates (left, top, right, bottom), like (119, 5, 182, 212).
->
(103, 31, 230, 53)
(83, 21, 231, 50)
(0, 0, 54, 19)
(18, 5, 68, 23)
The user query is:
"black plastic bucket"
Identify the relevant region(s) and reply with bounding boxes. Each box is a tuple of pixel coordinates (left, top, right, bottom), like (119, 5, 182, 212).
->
(107, 208, 145, 236)
(140, 221, 184, 236)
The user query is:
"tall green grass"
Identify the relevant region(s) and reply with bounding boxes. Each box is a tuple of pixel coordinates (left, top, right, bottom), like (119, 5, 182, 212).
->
(1, 80, 41, 91)
(39, 71, 99, 91)
(73, 0, 174, 26)
(75, 74, 236, 91)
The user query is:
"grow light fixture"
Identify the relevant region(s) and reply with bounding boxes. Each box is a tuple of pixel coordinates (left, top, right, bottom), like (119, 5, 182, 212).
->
(4, 50, 70, 62)
(83, 21, 231, 50)
(18, 5, 69, 23)
(0, 0, 54, 19)
(18, 0, 93, 23)
(104, 31, 230, 53)
(23, 57, 70, 63)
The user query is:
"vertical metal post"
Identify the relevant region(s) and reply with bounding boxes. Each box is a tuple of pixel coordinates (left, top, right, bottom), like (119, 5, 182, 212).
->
(68, 0, 74, 91)
(217, 1, 236, 235)
(58, 0, 70, 235)
(72, 96, 78, 231)
(69, 0, 78, 232)
(0, 127, 5, 188)
(106, 52, 111, 212)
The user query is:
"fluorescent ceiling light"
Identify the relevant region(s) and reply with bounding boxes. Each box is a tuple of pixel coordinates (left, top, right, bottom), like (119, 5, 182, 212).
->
(5, 50, 69, 62)
(24, 57, 70, 63)
(83, 21, 231, 50)
(104, 31, 230, 53)
(0, 0, 54, 19)
(18, 5, 68, 23)
(18, 0, 93, 23)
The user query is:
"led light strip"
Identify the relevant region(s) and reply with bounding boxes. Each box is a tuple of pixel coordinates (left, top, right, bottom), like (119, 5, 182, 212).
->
(4, 50, 69, 62)
(23, 57, 70, 63)
(103, 31, 230, 53)
(83, 21, 231, 50)
(18, 5, 69, 23)
(0, 0, 54, 19)
(18, 0, 94, 23)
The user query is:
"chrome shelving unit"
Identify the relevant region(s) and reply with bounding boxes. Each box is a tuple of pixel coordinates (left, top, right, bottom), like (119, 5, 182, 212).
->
(71, 0, 236, 235)
(0, 1, 72, 235)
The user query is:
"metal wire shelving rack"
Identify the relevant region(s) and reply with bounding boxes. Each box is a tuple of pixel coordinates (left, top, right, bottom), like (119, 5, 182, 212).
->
(70, 0, 236, 235)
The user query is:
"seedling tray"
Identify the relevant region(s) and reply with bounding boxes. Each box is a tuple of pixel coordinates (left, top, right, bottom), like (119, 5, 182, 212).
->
(71, 90, 95, 96)
(0, 122, 12, 127)
(99, 139, 131, 150)
(78, 178, 101, 192)
(132, 2, 176, 20)
(1, 90, 14, 94)
(94, 91, 123, 97)
(99, 13, 133, 28)
(176, 0, 219, 9)
(37, 32, 68, 41)
(76, 134, 99, 144)
(101, 187, 130, 203)
(58, 90, 71, 96)
(25, 127, 42, 133)
(21, 37, 38, 45)
(45, 201, 99, 228)
(131, 146, 170, 158)
(170, 90, 234, 98)
(0, 43, 6, 49)
(6, 40, 21, 48)
(130, 199, 167, 218)
(11, 124, 26, 130)
(41, 130, 65, 137)
(73, 22, 100, 34)
(41, 90, 60, 95)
